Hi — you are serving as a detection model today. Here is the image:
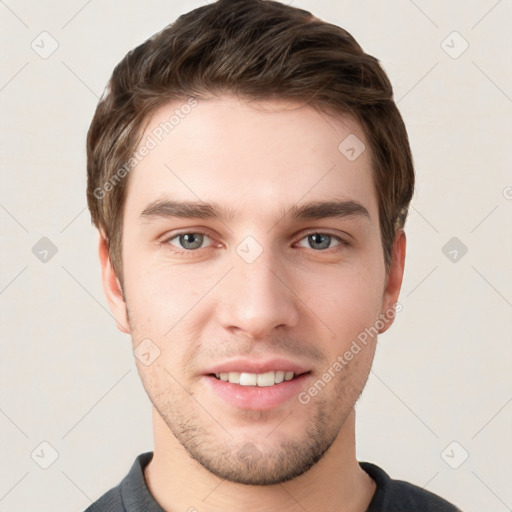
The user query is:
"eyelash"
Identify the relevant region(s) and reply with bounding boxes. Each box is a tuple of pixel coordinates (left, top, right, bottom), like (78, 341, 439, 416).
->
(161, 230, 351, 256)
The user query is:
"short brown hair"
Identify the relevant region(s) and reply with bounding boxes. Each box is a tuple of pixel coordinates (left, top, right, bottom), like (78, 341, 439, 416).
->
(86, 0, 414, 288)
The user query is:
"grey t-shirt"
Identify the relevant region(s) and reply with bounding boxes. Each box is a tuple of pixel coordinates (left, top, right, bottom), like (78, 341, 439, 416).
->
(84, 451, 462, 511)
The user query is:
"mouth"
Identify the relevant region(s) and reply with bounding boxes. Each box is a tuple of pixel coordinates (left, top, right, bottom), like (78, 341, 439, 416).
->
(209, 370, 311, 387)
(203, 369, 312, 411)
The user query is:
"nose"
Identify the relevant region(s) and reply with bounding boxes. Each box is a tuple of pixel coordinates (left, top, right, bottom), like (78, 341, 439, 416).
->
(215, 244, 300, 340)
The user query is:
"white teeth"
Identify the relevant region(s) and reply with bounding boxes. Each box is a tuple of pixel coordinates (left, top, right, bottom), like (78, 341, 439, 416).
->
(213, 370, 299, 386)
(228, 372, 240, 384)
(239, 372, 258, 385)
(256, 371, 275, 387)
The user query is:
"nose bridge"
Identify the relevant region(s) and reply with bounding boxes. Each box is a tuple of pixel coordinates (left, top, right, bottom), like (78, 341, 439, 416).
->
(216, 236, 299, 338)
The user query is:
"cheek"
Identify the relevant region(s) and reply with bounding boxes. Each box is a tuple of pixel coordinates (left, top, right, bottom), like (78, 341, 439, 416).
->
(122, 257, 212, 374)
(123, 252, 213, 329)
(300, 264, 385, 348)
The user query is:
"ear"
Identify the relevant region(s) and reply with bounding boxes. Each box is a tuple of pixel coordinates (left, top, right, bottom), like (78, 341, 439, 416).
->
(378, 229, 406, 334)
(98, 230, 131, 334)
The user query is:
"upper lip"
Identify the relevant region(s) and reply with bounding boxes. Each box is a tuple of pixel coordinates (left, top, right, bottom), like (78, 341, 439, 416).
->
(204, 358, 311, 376)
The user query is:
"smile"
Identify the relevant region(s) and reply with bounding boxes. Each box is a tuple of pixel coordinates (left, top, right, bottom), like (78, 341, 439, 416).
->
(212, 370, 302, 386)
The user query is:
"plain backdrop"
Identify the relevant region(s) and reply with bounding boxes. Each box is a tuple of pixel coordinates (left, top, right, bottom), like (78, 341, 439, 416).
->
(1, 1, 511, 511)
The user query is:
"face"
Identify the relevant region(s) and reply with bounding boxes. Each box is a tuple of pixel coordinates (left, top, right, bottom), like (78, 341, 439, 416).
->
(102, 95, 405, 485)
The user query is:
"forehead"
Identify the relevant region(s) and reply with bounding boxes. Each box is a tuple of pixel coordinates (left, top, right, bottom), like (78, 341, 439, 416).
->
(124, 95, 377, 225)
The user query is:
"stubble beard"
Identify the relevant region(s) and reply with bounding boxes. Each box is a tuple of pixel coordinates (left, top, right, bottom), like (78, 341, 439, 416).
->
(127, 305, 371, 486)
(145, 372, 361, 486)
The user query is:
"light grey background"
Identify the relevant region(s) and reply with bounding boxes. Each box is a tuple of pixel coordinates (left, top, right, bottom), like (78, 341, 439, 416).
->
(1, 1, 511, 511)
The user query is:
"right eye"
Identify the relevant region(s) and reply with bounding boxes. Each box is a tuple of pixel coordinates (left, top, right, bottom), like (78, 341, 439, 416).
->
(163, 231, 215, 253)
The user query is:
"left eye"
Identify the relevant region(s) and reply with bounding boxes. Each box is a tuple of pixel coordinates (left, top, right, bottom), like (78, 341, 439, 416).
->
(296, 233, 344, 251)
(166, 232, 212, 251)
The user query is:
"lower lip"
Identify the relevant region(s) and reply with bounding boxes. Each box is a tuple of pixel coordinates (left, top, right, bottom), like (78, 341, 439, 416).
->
(203, 373, 311, 411)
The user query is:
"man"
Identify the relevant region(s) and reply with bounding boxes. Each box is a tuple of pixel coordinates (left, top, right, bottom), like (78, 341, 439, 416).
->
(85, 0, 462, 510)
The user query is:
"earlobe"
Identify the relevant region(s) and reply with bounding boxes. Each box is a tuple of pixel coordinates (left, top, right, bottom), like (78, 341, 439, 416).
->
(379, 229, 406, 334)
(98, 230, 131, 334)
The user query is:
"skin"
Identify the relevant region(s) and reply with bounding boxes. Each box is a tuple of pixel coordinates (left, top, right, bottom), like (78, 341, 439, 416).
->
(99, 95, 406, 511)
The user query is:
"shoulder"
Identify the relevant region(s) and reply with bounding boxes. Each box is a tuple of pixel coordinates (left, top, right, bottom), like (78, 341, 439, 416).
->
(82, 452, 157, 512)
(360, 462, 463, 512)
(83, 485, 123, 512)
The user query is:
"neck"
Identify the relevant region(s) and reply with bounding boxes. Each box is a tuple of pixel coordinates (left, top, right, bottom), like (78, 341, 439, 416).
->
(144, 407, 376, 512)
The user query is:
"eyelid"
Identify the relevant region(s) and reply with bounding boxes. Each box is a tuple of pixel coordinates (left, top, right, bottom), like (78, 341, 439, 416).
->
(295, 229, 351, 245)
(160, 229, 217, 252)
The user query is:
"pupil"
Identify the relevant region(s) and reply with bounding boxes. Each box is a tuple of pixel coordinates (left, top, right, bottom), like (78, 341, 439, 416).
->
(310, 233, 329, 249)
(182, 233, 202, 249)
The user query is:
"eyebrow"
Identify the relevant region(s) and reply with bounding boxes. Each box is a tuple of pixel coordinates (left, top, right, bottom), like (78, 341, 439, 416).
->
(140, 198, 371, 223)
